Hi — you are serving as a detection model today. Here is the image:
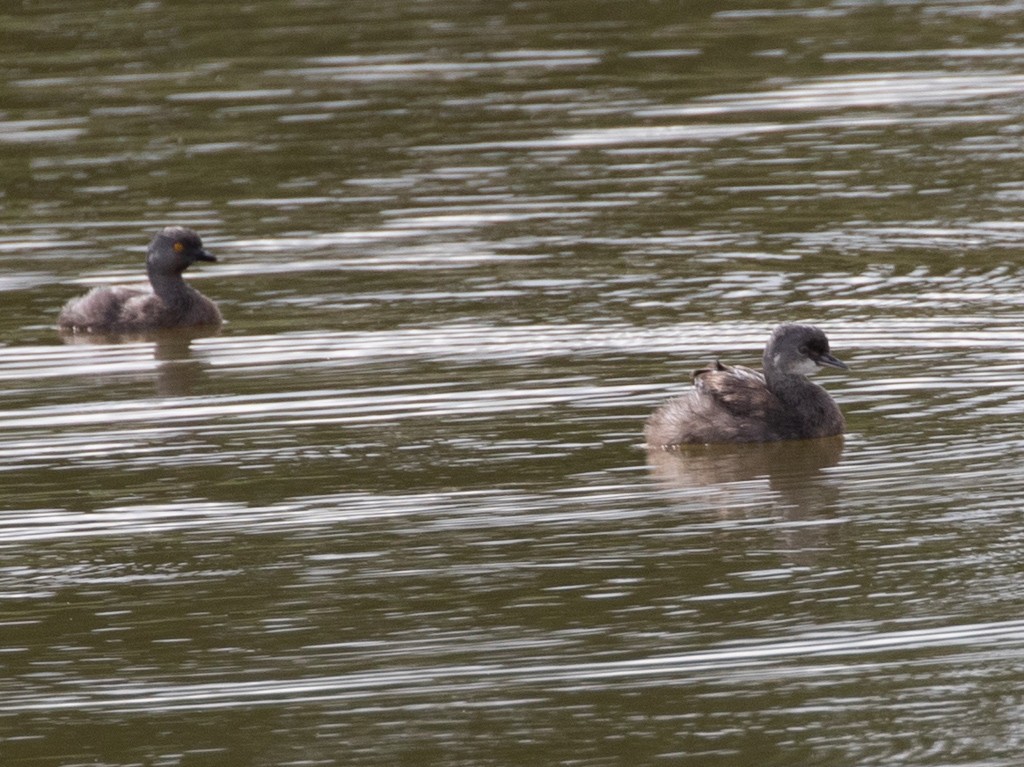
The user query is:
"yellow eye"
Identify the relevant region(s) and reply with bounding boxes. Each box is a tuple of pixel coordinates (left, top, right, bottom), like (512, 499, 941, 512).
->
(173, 241, 185, 253)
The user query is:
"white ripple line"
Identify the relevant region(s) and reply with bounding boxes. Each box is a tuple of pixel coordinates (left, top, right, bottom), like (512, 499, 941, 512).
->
(4, 619, 1023, 713)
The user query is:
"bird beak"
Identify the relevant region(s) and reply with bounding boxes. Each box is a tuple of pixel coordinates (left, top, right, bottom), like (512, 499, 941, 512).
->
(819, 353, 849, 370)
(195, 249, 217, 263)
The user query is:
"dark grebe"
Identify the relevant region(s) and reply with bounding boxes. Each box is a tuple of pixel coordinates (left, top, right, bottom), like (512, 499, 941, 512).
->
(645, 323, 848, 447)
(58, 226, 222, 333)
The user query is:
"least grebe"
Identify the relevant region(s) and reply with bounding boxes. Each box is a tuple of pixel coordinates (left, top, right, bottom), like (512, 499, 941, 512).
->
(58, 227, 222, 333)
(645, 323, 848, 447)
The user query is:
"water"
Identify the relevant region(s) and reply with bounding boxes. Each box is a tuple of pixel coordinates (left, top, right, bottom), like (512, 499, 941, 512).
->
(3, 0, 1024, 764)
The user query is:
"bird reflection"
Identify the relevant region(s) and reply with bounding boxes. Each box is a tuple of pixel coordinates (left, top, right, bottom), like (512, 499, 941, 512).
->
(648, 437, 843, 488)
(58, 325, 221, 396)
(647, 437, 845, 560)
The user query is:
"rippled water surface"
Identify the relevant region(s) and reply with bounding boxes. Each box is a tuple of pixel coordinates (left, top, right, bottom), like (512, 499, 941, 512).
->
(5, 1, 1024, 765)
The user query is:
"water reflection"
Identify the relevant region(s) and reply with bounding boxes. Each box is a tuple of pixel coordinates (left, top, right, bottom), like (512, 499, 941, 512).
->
(57, 326, 221, 396)
(648, 436, 843, 505)
(6, 0, 1024, 764)
(647, 436, 844, 488)
(648, 438, 844, 560)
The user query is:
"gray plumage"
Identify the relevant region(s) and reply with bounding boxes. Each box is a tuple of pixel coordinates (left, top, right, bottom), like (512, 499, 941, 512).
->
(645, 323, 848, 447)
(58, 226, 222, 333)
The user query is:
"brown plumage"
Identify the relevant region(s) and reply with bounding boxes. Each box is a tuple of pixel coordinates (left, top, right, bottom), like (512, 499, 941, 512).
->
(58, 226, 222, 334)
(645, 324, 848, 447)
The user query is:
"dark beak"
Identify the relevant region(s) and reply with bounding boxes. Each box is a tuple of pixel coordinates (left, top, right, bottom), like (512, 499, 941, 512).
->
(195, 249, 217, 263)
(818, 352, 849, 370)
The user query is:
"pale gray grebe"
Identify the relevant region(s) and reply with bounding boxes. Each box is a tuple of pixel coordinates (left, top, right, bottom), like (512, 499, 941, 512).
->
(58, 226, 222, 333)
(645, 323, 848, 447)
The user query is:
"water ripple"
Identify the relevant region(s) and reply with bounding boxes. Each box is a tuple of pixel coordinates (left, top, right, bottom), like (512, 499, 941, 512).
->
(4, 619, 1023, 713)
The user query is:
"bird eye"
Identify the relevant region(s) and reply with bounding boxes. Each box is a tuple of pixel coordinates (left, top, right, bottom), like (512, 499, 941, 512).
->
(173, 241, 185, 253)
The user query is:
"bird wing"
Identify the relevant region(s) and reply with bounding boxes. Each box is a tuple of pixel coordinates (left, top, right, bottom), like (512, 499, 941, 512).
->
(692, 362, 783, 422)
(58, 285, 148, 331)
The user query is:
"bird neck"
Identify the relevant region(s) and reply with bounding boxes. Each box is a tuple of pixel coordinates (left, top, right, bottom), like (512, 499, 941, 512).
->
(765, 367, 820, 405)
(147, 265, 191, 304)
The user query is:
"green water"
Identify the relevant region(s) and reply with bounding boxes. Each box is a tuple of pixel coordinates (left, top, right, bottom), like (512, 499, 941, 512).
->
(3, 1, 1024, 765)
